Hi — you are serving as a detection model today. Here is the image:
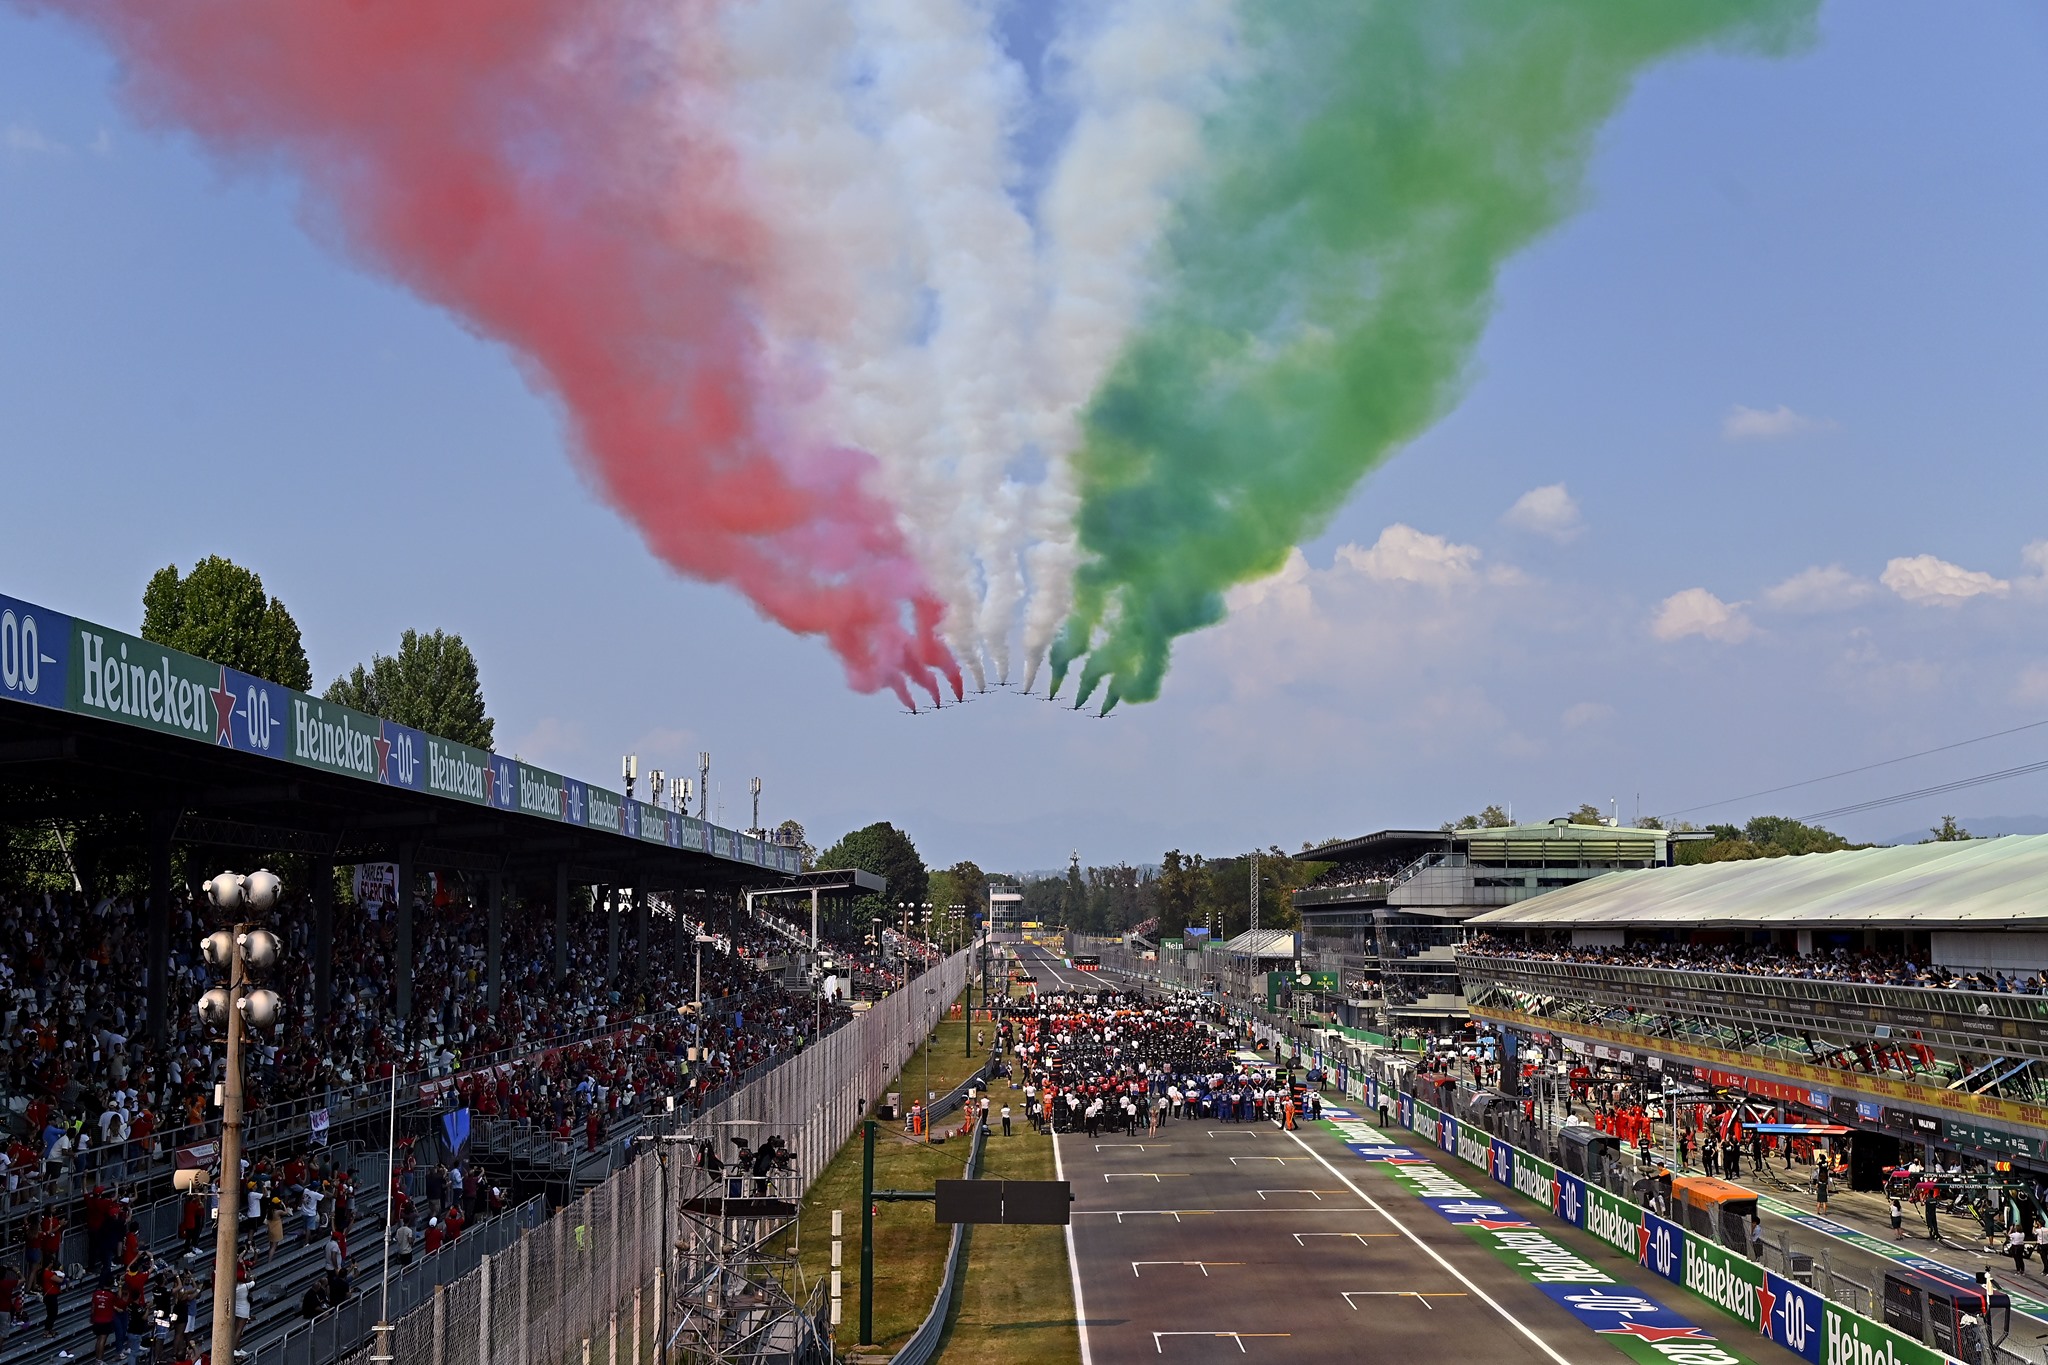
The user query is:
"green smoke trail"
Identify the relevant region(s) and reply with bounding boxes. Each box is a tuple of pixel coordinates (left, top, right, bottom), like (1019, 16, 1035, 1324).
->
(1050, 0, 1814, 712)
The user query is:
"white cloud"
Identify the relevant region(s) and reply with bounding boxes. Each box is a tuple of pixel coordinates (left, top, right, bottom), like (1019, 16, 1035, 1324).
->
(2018, 541, 2048, 596)
(1204, 532, 1530, 705)
(1501, 483, 1583, 543)
(1722, 404, 1835, 440)
(1337, 525, 1478, 588)
(507, 716, 587, 769)
(2016, 664, 2048, 708)
(1560, 701, 1613, 730)
(1761, 564, 1875, 613)
(1880, 554, 2010, 606)
(1224, 546, 1312, 617)
(3, 124, 65, 157)
(1334, 523, 1522, 589)
(1651, 588, 1753, 643)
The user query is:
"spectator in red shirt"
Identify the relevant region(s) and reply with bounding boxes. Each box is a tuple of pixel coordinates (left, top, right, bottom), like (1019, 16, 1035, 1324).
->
(89, 1273, 118, 1360)
(423, 1218, 443, 1254)
(38, 1261, 65, 1340)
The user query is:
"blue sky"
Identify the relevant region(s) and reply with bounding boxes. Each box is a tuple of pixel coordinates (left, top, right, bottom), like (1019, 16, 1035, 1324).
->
(3, 2, 2046, 871)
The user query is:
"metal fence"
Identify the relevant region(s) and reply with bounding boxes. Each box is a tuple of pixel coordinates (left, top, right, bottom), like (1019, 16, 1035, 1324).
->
(241, 1196, 549, 1365)
(335, 948, 976, 1365)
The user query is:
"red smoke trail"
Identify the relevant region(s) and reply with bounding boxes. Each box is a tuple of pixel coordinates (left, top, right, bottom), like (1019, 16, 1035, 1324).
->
(37, 0, 960, 706)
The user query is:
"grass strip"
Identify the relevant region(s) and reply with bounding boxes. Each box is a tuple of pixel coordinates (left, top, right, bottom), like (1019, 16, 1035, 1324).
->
(783, 1006, 989, 1354)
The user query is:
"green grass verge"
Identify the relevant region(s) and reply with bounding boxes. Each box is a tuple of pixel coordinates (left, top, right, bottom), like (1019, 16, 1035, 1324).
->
(784, 1006, 990, 1354)
(932, 1105, 1080, 1365)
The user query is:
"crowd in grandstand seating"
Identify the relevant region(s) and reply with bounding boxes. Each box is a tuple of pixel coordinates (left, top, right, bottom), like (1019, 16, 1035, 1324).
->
(0, 878, 881, 1231)
(0, 873, 924, 1360)
(1303, 861, 1403, 892)
(1461, 933, 2048, 995)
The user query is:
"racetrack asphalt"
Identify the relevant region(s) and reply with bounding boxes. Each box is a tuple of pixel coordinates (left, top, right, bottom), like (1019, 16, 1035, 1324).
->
(1012, 945, 1811, 1365)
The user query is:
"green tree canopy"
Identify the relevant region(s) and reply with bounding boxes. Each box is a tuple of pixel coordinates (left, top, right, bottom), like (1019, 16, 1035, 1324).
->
(1678, 815, 1855, 864)
(1926, 815, 1973, 843)
(945, 860, 988, 920)
(1568, 803, 1607, 826)
(775, 819, 817, 869)
(1156, 850, 1203, 938)
(817, 822, 927, 908)
(1444, 803, 1515, 831)
(325, 628, 494, 749)
(141, 555, 312, 691)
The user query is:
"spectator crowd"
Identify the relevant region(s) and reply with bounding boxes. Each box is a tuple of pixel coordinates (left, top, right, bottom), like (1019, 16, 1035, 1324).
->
(1, 874, 892, 1291)
(1460, 933, 2048, 995)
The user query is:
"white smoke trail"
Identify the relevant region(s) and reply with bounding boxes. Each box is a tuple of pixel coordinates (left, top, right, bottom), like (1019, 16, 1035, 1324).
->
(1017, 0, 1243, 692)
(854, 0, 1041, 691)
(714, 0, 1043, 693)
(706, 0, 1240, 697)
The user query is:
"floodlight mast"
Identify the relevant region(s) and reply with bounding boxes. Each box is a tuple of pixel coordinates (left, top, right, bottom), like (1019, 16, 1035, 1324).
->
(199, 868, 284, 1365)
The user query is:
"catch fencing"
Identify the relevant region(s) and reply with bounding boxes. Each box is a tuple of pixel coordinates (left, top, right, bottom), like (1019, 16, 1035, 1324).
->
(338, 948, 975, 1365)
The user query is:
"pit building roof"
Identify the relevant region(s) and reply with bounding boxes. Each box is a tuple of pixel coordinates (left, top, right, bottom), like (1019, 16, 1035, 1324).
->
(1466, 833, 2048, 930)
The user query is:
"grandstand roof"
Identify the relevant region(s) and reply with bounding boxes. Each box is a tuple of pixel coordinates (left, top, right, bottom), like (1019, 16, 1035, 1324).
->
(1304, 819, 1685, 868)
(1300, 829, 1452, 864)
(0, 584, 805, 890)
(1467, 834, 2048, 929)
(1220, 928, 1299, 959)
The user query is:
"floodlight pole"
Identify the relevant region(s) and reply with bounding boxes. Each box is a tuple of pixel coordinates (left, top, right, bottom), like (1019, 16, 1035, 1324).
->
(212, 922, 247, 1365)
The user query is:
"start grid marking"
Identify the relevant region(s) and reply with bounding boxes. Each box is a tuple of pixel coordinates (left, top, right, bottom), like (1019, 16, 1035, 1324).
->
(1341, 1290, 1470, 1311)
(1152, 1333, 1291, 1354)
(1308, 1104, 1780, 1365)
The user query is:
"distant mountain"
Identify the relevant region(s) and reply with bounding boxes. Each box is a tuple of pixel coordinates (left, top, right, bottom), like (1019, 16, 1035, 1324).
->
(1882, 816, 2048, 846)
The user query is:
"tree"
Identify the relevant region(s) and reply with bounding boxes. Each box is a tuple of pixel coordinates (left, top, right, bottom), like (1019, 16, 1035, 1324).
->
(1741, 816, 1849, 857)
(325, 628, 494, 748)
(946, 860, 989, 925)
(141, 556, 312, 691)
(1064, 852, 1086, 930)
(775, 820, 817, 869)
(1568, 803, 1607, 826)
(1443, 804, 1514, 831)
(1019, 875, 1066, 927)
(1927, 815, 1973, 843)
(1157, 850, 1202, 938)
(817, 822, 927, 909)
(1677, 815, 1855, 865)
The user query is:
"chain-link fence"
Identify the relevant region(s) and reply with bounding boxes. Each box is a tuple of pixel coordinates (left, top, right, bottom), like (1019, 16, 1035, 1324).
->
(335, 948, 974, 1365)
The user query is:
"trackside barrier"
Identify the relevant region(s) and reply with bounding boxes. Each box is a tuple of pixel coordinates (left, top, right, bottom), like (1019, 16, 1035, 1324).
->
(1390, 1093, 1969, 1365)
(330, 948, 977, 1365)
(889, 1123, 989, 1365)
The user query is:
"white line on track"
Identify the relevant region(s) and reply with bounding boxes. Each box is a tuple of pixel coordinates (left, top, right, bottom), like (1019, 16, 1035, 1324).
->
(1341, 1290, 1467, 1311)
(1280, 1126, 1577, 1365)
(1054, 1133, 1095, 1365)
(1153, 1331, 1290, 1354)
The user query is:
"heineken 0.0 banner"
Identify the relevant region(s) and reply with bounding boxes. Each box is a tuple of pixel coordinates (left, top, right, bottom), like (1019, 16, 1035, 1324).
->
(0, 588, 799, 873)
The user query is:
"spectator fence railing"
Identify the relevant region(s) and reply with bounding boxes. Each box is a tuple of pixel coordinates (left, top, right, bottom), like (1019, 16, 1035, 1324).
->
(332, 947, 976, 1365)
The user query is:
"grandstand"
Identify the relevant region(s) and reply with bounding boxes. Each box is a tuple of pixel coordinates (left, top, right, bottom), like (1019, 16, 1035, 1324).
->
(1297, 819, 1691, 1030)
(1457, 833, 2048, 1178)
(0, 585, 955, 1365)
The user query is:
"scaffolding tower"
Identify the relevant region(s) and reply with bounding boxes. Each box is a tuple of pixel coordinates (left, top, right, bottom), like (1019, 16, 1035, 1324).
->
(662, 1121, 832, 1365)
